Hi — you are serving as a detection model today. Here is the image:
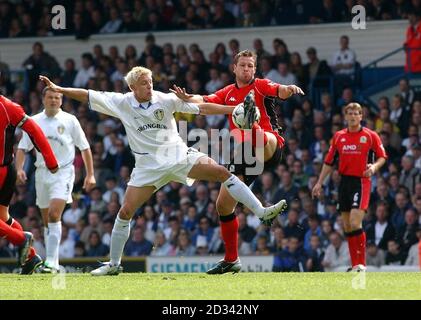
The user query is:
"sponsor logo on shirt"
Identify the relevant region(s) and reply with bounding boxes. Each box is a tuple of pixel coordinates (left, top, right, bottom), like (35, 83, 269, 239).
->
(137, 123, 168, 133)
(342, 145, 357, 151)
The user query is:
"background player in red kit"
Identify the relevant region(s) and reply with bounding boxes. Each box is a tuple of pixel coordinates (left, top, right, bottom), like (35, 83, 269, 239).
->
(0, 95, 58, 274)
(171, 50, 304, 274)
(312, 103, 387, 272)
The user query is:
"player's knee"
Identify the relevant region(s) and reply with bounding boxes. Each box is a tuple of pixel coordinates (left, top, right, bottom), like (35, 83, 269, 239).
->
(119, 204, 135, 220)
(216, 200, 233, 215)
(48, 211, 61, 222)
(350, 217, 362, 230)
(215, 165, 231, 182)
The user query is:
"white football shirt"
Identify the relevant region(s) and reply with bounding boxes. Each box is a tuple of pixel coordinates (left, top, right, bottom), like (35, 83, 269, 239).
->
(18, 109, 90, 168)
(87, 90, 200, 169)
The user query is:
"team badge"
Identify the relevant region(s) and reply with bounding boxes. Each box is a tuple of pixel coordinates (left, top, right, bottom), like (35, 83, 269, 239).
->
(154, 109, 164, 121)
(360, 136, 367, 143)
(57, 125, 65, 134)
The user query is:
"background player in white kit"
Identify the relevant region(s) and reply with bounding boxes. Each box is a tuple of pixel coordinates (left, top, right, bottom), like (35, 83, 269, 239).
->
(16, 87, 96, 273)
(39, 66, 287, 276)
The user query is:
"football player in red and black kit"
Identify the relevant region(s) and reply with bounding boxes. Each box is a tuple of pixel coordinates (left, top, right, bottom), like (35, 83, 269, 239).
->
(312, 103, 387, 272)
(171, 50, 304, 274)
(0, 95, 58, 274)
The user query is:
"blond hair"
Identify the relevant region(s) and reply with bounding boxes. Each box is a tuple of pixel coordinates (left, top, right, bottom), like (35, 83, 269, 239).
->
(344, 102, 362, 115)
(124, 66, 152, 87)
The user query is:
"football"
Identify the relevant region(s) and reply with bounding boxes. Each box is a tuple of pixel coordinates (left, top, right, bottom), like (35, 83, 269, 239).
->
(231, 103, 261, 129)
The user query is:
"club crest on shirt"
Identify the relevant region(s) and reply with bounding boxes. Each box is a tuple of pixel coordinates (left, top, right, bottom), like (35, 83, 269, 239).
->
(57, 125, 65, 134)
(360, 136, 367, 143)
(154, 109, 164, 121)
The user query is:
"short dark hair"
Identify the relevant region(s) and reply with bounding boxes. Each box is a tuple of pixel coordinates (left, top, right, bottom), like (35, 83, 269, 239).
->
(233, 49, 257, 65)
(41, 86, 63, 98)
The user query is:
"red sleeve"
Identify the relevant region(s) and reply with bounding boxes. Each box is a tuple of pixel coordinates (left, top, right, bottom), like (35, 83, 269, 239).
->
(1, 96, 26, 126)
(21, 118, 59, 171)
(324, 133, 338, 166)
(256, 78, 281, 97)
(370, 131, 388, 159)
(203, 86, 231, 104)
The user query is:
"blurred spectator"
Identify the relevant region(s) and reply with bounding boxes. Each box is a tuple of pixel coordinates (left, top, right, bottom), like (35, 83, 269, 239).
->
(322, 231, 350, 271)
(399, 155, 420, 194)
(62, 197, 84, 230)
(399, 78, 416, 108)
(151, 230, 172, 256)
(303, 47, 331, 91)
(59, 225, 75, 259)
(80, 211, 104, 244)
(22, 42, 61, 89)
(304, 215, 322, 251)
(74, 241, 86, 257)
(283, 209, 305, 241)
(306, 234, 325, 272)
(100, 7, 122, 34)
(273, 236, 307, 272)
(366, 201, 396, 251)
(0, 238, 13, 258)
(238, 212, 256, 243)
(385, 239, 406, 265)
(173, 230, 196, 256)
(396, 208, 419, 254)
(405, 226, 421, 265)
(86, 230, 109, 257)
(192, 216, 214, 247)
(124, 227, 153, 256)
(73, 53, 95, 88)
(366, 241, 386, 267)
(195, 235, 210, 255)
(404, 10, 421, 73)
(330, 35, 356, 89)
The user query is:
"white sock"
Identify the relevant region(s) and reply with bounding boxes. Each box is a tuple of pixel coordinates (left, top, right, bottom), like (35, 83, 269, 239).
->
(223, 175, 265, 217)
(44, 227, 48, 244)
(110, 216, 130, 266)
(46, 222, 61, 269)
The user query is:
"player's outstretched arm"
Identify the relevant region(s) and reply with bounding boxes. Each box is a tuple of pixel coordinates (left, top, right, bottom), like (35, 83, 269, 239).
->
(278, 84, 305, 100)
(39, 75, 88, 103)
(198, 103, 233, 115)
(170, 85, 204, 103)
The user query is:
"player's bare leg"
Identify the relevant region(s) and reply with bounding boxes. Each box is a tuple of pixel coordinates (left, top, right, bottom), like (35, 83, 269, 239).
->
(40, 199, 66, 272)
(188, 156, 287, 274)
(342, 210, 367, 272)
(91, 185, 155, 276)
(189, 156, 286, 217)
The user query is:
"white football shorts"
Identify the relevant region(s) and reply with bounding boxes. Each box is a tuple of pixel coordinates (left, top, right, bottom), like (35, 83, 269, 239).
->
(128, 146, 207, 190)
(35, 165, 75, 209)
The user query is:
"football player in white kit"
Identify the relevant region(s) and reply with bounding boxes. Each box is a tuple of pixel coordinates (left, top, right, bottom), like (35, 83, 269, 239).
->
(39, 66, 287, 276)
(16, 87, 96, 273)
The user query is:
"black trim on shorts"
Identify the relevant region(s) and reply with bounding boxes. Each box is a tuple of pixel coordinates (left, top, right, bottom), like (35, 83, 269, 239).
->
(227, 141, 283, 186)
(0, 164, 17, 207)
(219, 212, 236, 222)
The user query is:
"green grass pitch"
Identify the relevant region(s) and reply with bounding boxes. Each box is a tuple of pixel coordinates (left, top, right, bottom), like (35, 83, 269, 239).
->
(1, 273, 420, 300)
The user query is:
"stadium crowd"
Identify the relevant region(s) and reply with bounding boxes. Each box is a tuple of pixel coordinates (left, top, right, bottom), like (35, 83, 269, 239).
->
(0, 7, 420, 272)
(0, 0, 418, 39)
